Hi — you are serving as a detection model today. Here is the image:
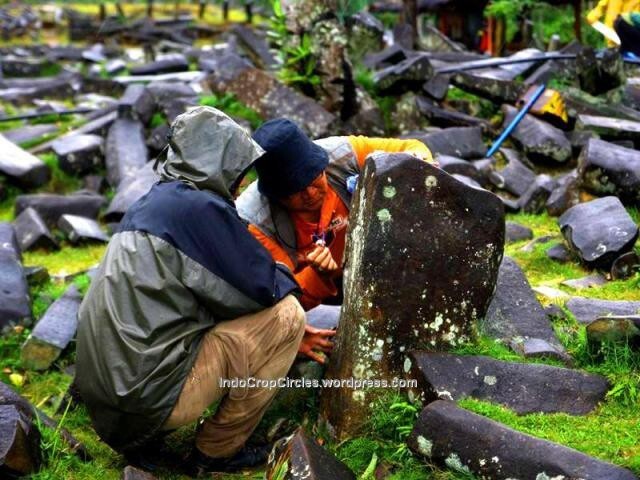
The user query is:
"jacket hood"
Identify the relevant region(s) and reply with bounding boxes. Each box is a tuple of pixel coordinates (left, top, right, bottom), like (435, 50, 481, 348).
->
(156, 106, 264, 198)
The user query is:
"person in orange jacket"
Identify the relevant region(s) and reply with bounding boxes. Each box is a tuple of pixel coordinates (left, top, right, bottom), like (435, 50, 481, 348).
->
(236, 119, 434, 364)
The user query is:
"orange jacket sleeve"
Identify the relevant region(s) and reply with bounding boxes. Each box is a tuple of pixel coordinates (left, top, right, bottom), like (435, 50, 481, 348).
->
(347, 135, 434, 168)
(248, 224, 337, 311)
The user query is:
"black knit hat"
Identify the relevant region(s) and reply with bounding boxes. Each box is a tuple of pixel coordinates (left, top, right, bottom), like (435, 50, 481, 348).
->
(252, 119, 329, 199)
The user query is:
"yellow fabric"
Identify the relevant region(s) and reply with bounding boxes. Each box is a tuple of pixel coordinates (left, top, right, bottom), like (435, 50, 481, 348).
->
(347, 135, 434, 167)
(587, 0, 639, 27)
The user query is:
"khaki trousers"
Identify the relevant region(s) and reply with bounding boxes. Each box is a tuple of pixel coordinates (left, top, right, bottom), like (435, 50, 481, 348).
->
(162, 295, 305, 458)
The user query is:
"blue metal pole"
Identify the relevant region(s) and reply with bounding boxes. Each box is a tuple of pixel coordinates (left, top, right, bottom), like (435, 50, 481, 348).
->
(486, 84, 547, 158)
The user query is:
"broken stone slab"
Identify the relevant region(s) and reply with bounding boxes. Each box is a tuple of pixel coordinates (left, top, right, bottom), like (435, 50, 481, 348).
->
(546, 170, 580, 217)
(558, 196, 639, 270)
(0, 133, 50, 189)
(146, 123, 170, 154)
(13, 207, 58, 252)
(561, 273, 608, 290)
(103, 162, 160, 223)
(319, 154, 504, 440)
(21, 285, 82, 371)
(408, 400, 638, 480)
(266, 429, 355, 480)
(576, 115, 640, 146)
(566, 297, 640, 325)
(0, 223, 31, 332)
(0, 404, 41, 477)
(510, 337, 569, 361)
(611, 252, 640, 280)
(105, 117, 149, 188)
(415, 96, 490, 129)
(373, 55, 433, 95)
(0, 382, 90, 461)
(30, 110, 118, 156)
(117, 84, 155, 125)
(409, 352, 607, 415)
(130, 54, 189, 76)
(231, 25, 277, 70)
(451, 71, 525, 104)
(14, 193, 106, 227)
(587, 315, 640, 345)
(436, 155, 486, 186)
(502, 105, 571, 163)
(3, 124, 58, 146)
(576, 47, 625, 97)
(482, 257, 567, 358)
(517, 174, 556, 214)
(105, 58, 127, 76)
(577, 138, 640, 205)
(58, 215, 109, 244)
(412, 126, 486, 159)
(505, 222, 533, 243)
(488, 150, 536, 197)
(52, 134, 104, 176)
(422, 73, 450, 101)
(546, 242, 571, 263)
(209, 63, 335, 138)
(122, 465, 159, 480)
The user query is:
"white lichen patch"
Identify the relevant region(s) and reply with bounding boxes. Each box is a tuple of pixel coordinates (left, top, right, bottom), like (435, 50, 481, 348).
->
(416, 436, 433, 457)
(383, 185, 397, 198)
(352, 390, 366, 403)
(484, 375, 498, 386)
(376, 208, 392, 224)
(474, 366, 480, 376)
(535, 474, 569, 480)
(425, 175, 438, 189)
(429, 313, 444, 332)
(491, 456, 500, 463)
(445, 453, 471, 473)
(436, 389, 454, 401)
(403, 357, 412, 373)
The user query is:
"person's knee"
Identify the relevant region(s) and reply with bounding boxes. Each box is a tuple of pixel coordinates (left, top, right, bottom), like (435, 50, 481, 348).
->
(276, 295, 305, 340)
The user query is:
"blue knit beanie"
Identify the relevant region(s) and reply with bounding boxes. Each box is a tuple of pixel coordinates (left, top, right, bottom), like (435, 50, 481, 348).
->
(252, 119, 329, 199)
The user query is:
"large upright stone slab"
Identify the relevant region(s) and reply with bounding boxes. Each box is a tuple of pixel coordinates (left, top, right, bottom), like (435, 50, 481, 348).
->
(21, 285, 82, 371)
(105, 117, 149, 188)
(0, 223, 31, 331)
(409, 352, 608, 415)
(558, 197, 639, 270)
(319, 154, 504, 440)
(502, 105, 571, 163)
(408, 400, 638, 480)
(577, 138, 640, 205)
(482, 257, 567, 359)
(0, 134, 50, 189)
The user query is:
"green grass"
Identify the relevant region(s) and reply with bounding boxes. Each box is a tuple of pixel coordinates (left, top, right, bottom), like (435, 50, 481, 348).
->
(506, 212, 640, 301)
(460, 398, 640, 472)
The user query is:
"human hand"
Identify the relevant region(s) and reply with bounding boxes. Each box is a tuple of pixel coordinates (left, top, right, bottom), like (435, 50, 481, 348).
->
(306, 245, 339, 277)
(298, 324, 336, 364)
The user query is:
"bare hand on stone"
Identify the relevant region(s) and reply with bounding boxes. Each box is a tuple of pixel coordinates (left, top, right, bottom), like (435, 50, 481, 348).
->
(306, 245, 339, 277)
(298, 324, 336, 364)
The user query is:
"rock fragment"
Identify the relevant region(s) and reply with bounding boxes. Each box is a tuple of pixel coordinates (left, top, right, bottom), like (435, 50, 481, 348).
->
(13, 207, 58, 252)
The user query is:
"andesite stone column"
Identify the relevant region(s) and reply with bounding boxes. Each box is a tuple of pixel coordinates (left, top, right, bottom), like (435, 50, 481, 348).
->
(319, 153, 505, 440)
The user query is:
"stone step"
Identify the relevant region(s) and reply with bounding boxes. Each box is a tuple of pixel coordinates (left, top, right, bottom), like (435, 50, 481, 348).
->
(408, 400, 638, 480)
(409, 352, 608, 415)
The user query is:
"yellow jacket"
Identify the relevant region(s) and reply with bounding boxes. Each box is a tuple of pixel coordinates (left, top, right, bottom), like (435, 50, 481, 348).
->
(587, 0, 640, 28)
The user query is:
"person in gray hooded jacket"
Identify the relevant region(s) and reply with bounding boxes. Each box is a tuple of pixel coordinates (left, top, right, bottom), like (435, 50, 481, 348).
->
(75, 106, 305, 475)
